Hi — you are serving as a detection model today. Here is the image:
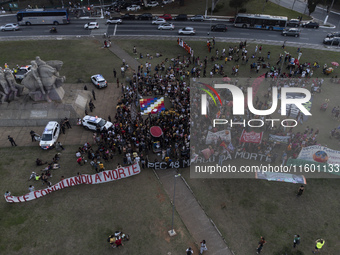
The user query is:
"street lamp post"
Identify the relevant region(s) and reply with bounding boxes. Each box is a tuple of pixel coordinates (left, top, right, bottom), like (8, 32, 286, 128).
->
(168, 173, 181, 237)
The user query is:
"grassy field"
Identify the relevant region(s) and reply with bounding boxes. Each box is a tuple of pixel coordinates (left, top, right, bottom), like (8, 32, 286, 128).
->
(0, 146, 196, 254)
(1, 38, 340, 255)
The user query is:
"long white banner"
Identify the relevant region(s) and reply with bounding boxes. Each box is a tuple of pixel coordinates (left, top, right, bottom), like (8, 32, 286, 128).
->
(4, 163, 141, 203)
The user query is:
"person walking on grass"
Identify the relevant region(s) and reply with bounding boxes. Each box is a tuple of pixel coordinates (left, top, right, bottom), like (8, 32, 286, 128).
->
(293, 234, 300, 248)
(186, 247, 193, 254)
(297, 185, 304, 196)
(313, 238, 325, 253)
(256, 236, 266, 254)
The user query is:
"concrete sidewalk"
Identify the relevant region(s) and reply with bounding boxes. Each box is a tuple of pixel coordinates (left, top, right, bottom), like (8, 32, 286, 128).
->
(157, 169, 233, 255)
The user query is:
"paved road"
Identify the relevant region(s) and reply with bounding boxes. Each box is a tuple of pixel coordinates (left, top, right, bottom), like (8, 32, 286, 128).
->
(0, 13, 338, 46)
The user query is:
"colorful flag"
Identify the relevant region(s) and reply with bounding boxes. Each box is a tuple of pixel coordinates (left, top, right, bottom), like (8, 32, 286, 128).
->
(140, 97, 165, 115)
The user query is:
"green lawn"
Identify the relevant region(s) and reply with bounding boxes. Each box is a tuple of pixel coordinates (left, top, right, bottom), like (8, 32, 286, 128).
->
(0, 146, 196, 254)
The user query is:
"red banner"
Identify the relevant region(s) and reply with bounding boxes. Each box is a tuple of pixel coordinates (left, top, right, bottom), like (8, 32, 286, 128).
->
(239, 130, 263, 143)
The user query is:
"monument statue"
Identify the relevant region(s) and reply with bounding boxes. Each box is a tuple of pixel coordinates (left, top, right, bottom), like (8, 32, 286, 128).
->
(22, 56, 66, 102)
(0, 68, 24, 103)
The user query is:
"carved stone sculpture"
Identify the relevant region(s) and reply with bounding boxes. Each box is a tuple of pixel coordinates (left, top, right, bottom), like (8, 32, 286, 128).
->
(22, 56, 66, 102)
(0, 68, 24, 103)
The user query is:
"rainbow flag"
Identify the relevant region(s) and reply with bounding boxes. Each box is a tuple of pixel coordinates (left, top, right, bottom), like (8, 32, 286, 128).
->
(140, 97, 165, 115)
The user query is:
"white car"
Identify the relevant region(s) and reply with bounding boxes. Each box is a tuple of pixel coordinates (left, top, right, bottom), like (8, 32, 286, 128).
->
(0, 23, 19, 31)
(152, 18, 166, 25)
(107, 18, 122, 24)
(162, 0, 173, 4)
(178, 27, 195, 35)
(147, 1, 159, 7)
(158, 23, 175, 30)
(39, 121, 60, 150)
(82, 115, 113, 131)
(91, 74, 108, 88)
(84, 22, 99, 29)
(126, 5, 141, 11)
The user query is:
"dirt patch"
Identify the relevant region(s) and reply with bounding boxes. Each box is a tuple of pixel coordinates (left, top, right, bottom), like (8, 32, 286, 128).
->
(156, 187, 166, 203)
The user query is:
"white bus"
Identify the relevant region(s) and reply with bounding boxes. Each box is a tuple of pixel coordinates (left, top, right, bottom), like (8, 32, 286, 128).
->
(234, 14, 288, 31)
(16, 9, 70, 26)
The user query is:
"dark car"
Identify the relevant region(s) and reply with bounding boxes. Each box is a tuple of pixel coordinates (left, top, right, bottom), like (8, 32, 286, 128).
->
(174, 14, 188, 21)
(302, 21, 319, 28)
(326, 32, 340, 38)
(281, 28, 300, 37)
(287, 19, 300, 27)
(211, 24, 227, 32)
(138, 13, 153, 20)
(323, 37, 340, 45)
(190, 15, 204, 22)
(120, 13, 136, 20)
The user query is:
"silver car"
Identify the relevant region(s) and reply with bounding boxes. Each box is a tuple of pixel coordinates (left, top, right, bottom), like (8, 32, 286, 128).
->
(158, 23, 175, 30)
(178, 27, 195, 35)
(0, 23, 19, 31)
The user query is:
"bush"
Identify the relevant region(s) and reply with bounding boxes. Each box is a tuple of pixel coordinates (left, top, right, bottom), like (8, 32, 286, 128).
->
(239, 8, 247, 13)
(208, 3, 224, 13)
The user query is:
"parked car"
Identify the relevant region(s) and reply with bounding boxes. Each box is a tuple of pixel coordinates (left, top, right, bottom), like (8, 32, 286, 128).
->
(326, 32, 340, 38)
(14, 65, 31, 80)
(158, 23, 175, 30)
(91, 74, 108, 89)
(39, 121, 60, 150)
(301, 21, 319, 28)
(190, 15, 205, 22)
(82, 115, 113, 131)
(106, 17, 123, 24)
(287, 19, 300, 27)
(120, 13, 136, 20)
(174, 14, 188, 21)
(178, 27, 195, 35)
(0, 23, 19, 31)
(211, 24, 227, 32)
(323, 37, 340, 45)
(152, 18, 166, 24)
(126, 5, 141, 11)
(159, 14, 173, 20)
(138, 13, 154, 20)
(84, 22, 99, 29)
(162, 0, 173, 4)
(282, 28, 300, 37)
(147, 1, 159, 7)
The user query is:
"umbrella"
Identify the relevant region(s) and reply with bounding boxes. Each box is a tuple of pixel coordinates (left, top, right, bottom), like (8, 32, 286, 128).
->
(331, 62, 339, 67)
(150, 126, 163, 137)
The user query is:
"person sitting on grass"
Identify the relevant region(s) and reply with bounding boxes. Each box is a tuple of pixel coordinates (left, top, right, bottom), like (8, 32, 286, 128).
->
(36, 158, 47, 166)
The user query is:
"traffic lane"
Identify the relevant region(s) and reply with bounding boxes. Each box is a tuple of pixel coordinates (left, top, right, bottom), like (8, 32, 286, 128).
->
(112, 23, 324, 45)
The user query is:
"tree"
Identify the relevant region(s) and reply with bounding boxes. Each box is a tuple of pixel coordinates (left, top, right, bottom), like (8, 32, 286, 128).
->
(229, 0, 250, 13)
(307, 0, 320, 15)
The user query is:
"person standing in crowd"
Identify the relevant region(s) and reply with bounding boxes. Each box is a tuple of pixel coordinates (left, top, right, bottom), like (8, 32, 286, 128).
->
(8, 135, 17, 146)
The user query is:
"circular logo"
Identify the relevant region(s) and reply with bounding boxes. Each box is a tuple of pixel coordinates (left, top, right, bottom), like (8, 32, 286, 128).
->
(313, 151, 328, 163)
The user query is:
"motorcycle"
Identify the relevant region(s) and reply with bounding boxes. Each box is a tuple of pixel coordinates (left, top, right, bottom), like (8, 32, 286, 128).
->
(50, 27, 57, 33)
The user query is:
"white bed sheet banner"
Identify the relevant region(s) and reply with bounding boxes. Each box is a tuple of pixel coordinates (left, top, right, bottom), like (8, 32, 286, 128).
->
(4, 163, 141, 203)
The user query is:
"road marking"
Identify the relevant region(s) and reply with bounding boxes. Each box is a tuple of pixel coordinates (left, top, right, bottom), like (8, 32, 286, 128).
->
(266, 35, 277, 37)
(114, 24, 117, 35)
(239, 33, 250, 35)
(300, 37, 309, 40)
